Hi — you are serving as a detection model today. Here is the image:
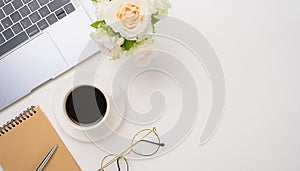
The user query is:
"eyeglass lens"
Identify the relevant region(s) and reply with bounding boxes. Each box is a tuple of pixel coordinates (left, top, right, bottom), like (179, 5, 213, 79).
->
(131, 129, 164, 157)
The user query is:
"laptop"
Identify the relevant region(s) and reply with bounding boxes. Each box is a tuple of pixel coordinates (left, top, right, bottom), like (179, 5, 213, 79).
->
(0, 0, 99, 110)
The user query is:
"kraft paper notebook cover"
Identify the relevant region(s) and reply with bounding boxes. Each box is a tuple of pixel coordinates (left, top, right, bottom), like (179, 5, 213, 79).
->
(0, 106, 81, 171)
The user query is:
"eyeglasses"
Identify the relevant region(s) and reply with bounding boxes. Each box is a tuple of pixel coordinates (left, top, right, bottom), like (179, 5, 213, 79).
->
(98, 127, 165, 171)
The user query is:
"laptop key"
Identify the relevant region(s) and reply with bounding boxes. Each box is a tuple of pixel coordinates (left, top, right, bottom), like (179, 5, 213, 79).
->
(64, 3, 75, 14)
(0, 0, 4, 7)
(3, 28, 14, 40)
(0, 9, 4, 20)
(0, 34, 4, 44)
(26, 24, 39, 37)
(10, 11, 22, 23)
(46, 14, 57, 25)
(55, 8, 66, 19)
(37, 19, 48, 30)
(20, 6, 30, 17)
(3, 4, 14, 15)
(20, 17, 32, 29)
(38, 6, 50, 17)
(0, 31, 28, 56)
(48, 0, 69, 12)
(12, 0, 23, 9)
(29, 11, 41, 23)
(1, 17, 12, 28)
(28, 0, 39, 12)
(12, 23, 22, 34)
(37, 0, 48, 6)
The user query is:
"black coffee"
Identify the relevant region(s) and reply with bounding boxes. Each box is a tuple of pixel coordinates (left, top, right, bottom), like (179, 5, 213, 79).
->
(65, 86, 108, 126)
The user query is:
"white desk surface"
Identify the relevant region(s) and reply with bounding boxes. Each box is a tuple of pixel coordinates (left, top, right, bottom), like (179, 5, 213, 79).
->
(1, 0, 300, 170)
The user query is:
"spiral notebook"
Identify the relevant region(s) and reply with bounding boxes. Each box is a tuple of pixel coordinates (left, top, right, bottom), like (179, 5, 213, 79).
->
(0, 106, 81, 171)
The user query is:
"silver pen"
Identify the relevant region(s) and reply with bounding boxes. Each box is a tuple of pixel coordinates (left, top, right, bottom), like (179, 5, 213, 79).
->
(36, 144, 58, 171)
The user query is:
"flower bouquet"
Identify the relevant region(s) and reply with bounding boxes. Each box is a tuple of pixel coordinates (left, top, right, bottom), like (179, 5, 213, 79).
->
(90, 0, 171, 61)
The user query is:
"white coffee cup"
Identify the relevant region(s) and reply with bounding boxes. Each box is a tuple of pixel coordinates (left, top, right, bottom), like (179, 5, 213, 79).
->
(64, 85, 110, 127)
(53, 72, 123, 142)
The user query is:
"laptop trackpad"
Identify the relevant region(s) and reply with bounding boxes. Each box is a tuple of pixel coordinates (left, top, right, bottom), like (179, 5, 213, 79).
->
(0, 33, 68, 102)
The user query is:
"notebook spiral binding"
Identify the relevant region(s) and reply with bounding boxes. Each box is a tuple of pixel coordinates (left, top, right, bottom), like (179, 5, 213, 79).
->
(0, 106, 37, 136)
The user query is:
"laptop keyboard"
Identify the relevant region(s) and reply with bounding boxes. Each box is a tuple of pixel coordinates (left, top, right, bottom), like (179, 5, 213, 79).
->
(0, 0, 75, 56)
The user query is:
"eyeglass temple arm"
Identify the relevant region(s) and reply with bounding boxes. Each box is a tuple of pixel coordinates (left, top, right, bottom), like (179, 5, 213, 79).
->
(139, 139, 165, 147)
(116, 157, 129, 171)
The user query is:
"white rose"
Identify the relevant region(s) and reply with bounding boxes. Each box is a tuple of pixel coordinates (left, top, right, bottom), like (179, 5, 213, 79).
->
(109, 46, 123, 60)
(130, 37, 154, 55)
(104, 0, 153, 41)
(95, 2, 105, 20)
(154, 0, 171, 14)
(90, 29, 118, 53)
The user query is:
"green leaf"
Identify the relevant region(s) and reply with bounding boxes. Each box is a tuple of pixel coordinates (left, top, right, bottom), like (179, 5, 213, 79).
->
(151, 14, 160, 25)
(91, 21, 101, 29)
(91, 20, 106, 29)
(121, 39, 136, 51)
